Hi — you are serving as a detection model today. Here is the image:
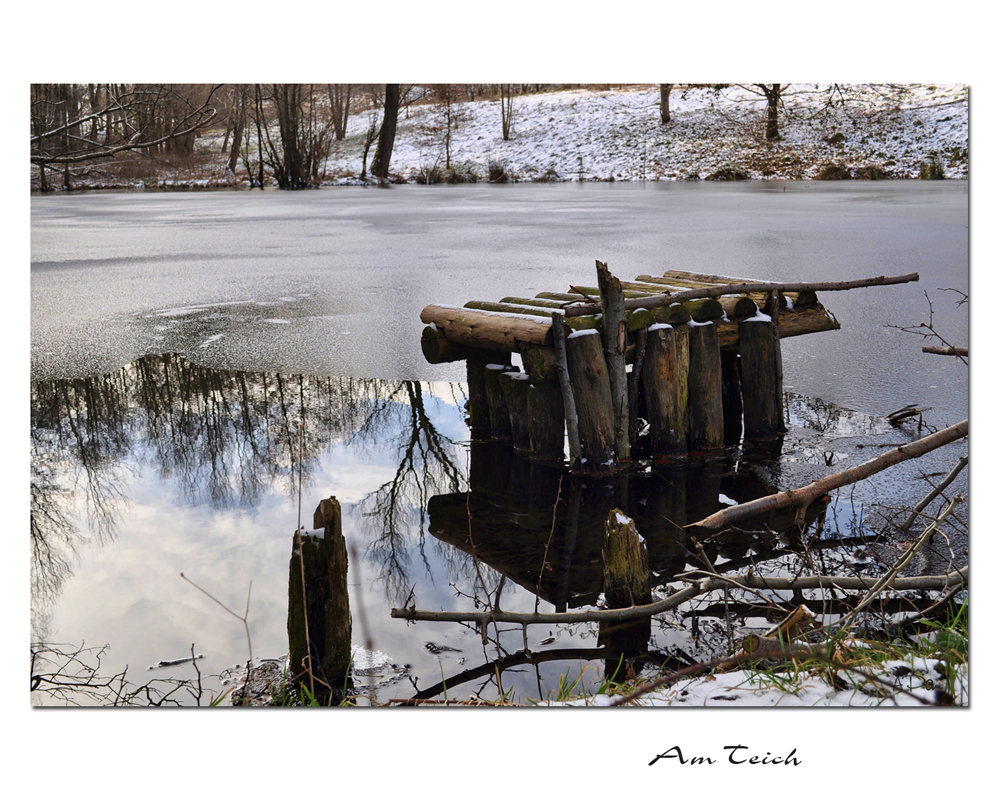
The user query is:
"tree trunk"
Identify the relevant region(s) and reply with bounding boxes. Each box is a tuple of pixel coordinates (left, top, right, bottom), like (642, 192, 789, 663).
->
(659, 84, 673, 124)
(371, 83, 400, 180)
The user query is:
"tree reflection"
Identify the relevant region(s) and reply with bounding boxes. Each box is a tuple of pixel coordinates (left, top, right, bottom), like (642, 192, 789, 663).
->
(30, 354, 474, 631)
(352, 380, 467, 605)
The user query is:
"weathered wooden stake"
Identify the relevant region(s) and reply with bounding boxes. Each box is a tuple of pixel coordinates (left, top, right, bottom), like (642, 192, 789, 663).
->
(499, 370, 531, 451)
(767, 290, 789, 433)
(565, 328, 617, 471)
(643, 324, 690, 457)
(686, 322, 725, 451)
(551, 313, 582, 467)
(596, 261, 631, 461)
(467, 353, 510, 438)
(739, 315, 781, 439)
(287, 497, 352, 698)
(527, 381, 566, 462)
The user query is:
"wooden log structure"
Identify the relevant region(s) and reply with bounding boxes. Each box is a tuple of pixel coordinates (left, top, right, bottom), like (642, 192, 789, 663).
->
(419, 265, 909, 466)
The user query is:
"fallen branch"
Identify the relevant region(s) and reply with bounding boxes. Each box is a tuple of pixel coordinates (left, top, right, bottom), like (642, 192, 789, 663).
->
(562, 272, 920, 316)
(390, 567, 967, 628)
(687, 419, 968, 533)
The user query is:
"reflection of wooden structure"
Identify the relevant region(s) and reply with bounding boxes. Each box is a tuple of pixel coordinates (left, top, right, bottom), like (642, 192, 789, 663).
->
(421, 265, 843, 470)
(426, 444, 829, 611)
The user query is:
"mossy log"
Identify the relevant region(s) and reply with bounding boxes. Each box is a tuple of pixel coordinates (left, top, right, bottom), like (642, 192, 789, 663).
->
(687, 322, 725, 451)
(565, 329, 618, 471)
(421, 304, 555, 350)
(643, 324, 690, 457)
(421, 324, 481, 364)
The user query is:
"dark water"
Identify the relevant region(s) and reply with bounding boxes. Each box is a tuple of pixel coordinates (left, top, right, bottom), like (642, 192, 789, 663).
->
(30, 183, 969, 705)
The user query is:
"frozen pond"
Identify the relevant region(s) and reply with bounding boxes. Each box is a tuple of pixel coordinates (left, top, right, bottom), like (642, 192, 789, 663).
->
(30, 182, 969, 705)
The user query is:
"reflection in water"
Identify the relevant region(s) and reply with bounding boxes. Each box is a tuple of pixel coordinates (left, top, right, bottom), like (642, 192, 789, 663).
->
(32, 353, 923, 704)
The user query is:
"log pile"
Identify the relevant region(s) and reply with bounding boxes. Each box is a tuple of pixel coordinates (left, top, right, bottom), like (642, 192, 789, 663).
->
(419, 263, 917, 471)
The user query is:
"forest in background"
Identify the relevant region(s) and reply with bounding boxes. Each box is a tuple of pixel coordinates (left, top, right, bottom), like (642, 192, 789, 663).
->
(29, 83, 970, 192)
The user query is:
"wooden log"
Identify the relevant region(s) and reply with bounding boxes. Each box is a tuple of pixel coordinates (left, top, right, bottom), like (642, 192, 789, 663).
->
(923, 345, 968, 357)
(499, 371, 532, 451)
(499, 296, 564, 309)
(420, 324, 480, 364)
(288, 498, 352, 699)
(597, 260, 630, 462)
(720, 350, 743, 444)
(485, 363, 516, 440)
(527, 380, 566, 462)
(686, 322, 725, 451)
(652, 303, 692, 326)
(464, 300, 551, 317)
(682, 298, 725, 322)
(421, 304, 553, 350)
(717, 303, 840, 349)
(643, 324, 690, 456)
(565, 328, 618, 471)
(563, 272, 919, 316)
(739, 315, 781, 440)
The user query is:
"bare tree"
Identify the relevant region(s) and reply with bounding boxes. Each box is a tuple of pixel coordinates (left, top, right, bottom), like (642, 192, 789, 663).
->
(371, 83, 400, 180)
(326, 84, 352, 140)
(30, 84, 221, 175)
(499, 84, 516, 140)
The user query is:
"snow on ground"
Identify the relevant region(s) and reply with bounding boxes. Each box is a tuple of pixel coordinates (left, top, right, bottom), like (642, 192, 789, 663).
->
(43, 83, 967, 192)
(562, 655, 967, 707)
(321, 83, 968, 184)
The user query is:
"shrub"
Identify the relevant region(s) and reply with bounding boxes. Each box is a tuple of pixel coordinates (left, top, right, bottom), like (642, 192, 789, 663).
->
(919, 158, 946, 180)
(705, 166, 749, 181)
(813, 164, 852, 180)
(488, 159, 510, 183)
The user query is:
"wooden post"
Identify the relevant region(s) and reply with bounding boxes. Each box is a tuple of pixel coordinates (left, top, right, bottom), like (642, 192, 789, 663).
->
(643, 324, 690, 457)
(596, 260, 630, 461)
(485, 363, 516, 440)
(565, 328, 617, 472)
(527, 380, 566, 462)
(720, 350, 743, 445)
(499, 370, 532, 451)
(551, 313, 582, 467)
(686, 322, 725, 451)
(287, 497, 352, 701)
(739, 315, 781, 439)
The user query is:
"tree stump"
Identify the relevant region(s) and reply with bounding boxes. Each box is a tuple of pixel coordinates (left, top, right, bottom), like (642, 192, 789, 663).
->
(287, 497, 352, 702)
(599, 509, 651, 667)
